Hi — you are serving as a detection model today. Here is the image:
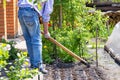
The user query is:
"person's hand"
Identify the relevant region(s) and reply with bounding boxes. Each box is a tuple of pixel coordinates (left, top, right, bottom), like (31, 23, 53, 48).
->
(39, 16, 43, 24)
(44, 32, 50, 38)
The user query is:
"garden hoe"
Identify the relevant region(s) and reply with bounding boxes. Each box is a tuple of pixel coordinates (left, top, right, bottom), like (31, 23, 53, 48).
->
(41, 32, 90, 67)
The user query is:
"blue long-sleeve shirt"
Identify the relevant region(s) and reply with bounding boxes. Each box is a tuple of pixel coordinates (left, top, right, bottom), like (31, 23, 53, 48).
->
(18, 0, 54, 22)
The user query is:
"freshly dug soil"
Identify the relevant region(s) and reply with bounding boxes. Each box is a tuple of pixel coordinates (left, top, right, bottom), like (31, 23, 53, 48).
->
(43, 62, 108, 80)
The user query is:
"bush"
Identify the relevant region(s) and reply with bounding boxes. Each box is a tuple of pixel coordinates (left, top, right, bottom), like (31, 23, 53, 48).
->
(42, 27, 92, 63)
(0, 41, 38, 80)
(42, 0, 108, 64)
(0, 43, 9, 69)
(2, 39, 21, 60)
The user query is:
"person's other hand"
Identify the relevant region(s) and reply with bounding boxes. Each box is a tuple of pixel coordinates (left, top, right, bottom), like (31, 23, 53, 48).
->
(44, 32, 50, 38)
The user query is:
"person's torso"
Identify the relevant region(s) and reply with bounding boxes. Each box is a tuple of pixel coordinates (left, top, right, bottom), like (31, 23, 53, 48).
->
(18, 0, 54, 22)
(18, 0, 46, 16)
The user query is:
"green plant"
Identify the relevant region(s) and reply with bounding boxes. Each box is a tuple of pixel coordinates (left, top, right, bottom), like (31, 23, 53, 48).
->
(42, 27, 92, 63)
(2, 39, 21, 60)
(0, 40, 38, 80)
(42, 0, 108, 64)
(0, 43, 9, 69)
(7, 52, 38, 80)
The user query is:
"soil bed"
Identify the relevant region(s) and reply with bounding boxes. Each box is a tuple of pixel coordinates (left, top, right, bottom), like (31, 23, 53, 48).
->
(43, 62, 107, 80)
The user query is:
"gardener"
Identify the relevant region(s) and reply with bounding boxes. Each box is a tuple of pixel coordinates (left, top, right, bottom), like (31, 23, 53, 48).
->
(18, 0, 54, 74)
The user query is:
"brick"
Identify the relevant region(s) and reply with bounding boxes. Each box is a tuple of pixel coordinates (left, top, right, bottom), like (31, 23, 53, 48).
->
(7, 15, 14, 17)
(6, 24, 12, 26)
(0, 29, 4, 33)
(0, 11, 4, 13)
(7, 18, 14, 21)
(6, 6, 13, 8)
(0, 27, 4, 30)
(7, 25, 14, 28)
(6, 12, 14, 15)
(0, 31, 4, 33)
(0, 30, 4, 33)
(0, 0, 18, 39)
(0, 13, 4, 15)
(7, 16, 14, 18)
(7, 29, 14, 32)
(7, 27, 14, 29)
(0, 28, 3, 30)
(0, 7, 3, 9)
(6, 9, 13, 12)
(7, 34, 14, 36)
(0, 22, 4, 25)
(0, 33, 4, 35)
(0, 25, 4, 27)
(0, 34, 4, 37)
(7, 21, 14, 24)
(7, 3, 13, 5)
(7, 20, 14, 22)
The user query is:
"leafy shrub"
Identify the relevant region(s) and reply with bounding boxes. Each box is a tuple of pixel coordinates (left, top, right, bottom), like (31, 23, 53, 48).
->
(2, 39, 21, 60)
(7, 52, 38, 80)
(42, 0, 108, 64)
(42, 27, 92, 63)
(0, 41, 38, 80)
(0, 43, 9, 69)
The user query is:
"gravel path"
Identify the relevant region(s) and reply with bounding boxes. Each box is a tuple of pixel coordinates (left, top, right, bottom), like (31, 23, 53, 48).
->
(98, 49, 120, 80)
(89, 48, 120, 80)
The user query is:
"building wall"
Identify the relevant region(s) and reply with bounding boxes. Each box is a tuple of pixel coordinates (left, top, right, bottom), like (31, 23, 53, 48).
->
(0, 0, 18, 40)
(0, 0, 5, 39)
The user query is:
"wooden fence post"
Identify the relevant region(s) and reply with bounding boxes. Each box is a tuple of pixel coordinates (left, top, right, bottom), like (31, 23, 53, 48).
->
(3, 0, 7, 40)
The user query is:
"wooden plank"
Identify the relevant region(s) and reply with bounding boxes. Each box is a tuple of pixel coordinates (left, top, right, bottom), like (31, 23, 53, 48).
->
(86, 2, 120, 7)
(96, 7, 120, 11)
(86, 2, 120, 11)
(3, 0, 7, 40)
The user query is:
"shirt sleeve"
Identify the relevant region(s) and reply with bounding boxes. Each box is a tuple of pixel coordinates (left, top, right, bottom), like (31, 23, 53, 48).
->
(42, 0, 54, 22)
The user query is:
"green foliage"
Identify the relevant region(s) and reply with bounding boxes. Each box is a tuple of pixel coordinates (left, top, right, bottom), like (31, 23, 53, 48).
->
(0, 43, 9, 69)
(42, 27, 92, 63)
(7, 52, 38, 80)
(53, 0, 108, 38)
(2, 39, 21, 60)
(29, 0, 47, 10)
(0, 41, 38, 80)
(42, 0, 108, 63)
(81, 10, 108, 38)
